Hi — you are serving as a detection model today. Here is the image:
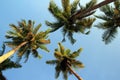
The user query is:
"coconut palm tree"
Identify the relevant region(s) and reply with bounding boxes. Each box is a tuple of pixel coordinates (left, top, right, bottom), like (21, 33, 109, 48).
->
(46, 43, 84, 80)
(0, 20, 50, 63)
(95, 0, 120, 44)
(46, 0, 96, 44)
(0, 44, 21, 80)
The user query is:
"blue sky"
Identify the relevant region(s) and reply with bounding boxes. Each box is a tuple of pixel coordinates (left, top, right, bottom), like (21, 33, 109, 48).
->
(0, 0, 120, 80)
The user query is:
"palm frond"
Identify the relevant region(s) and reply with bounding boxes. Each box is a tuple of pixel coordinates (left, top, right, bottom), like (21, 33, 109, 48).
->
(79, 17, 96, 28)
(71, 60, 84, 68)
(49, 0, 67, 22)
(95, 20, 114, 29)
(100, 5, 114, 17)
(86, 0, 97, 9)
(34, 29, 50, 40)
(24, 50, 30, 63)
(9, 24, 22, 37)
(18, 20, 26, 28)
(17, 45, 28, 57)
(39, 39, 50, 44)
(61, 28, 67, 42)
(102, 27, 118, 44)
(62, 0, 71, 16)
(46, 60, 59, 65)
(71, 0, 80, 14)
(95, 15, 111, 21)
(62, 70, 68, 80)
(69, 48, 82, 58)
(0, 44, 5, 56)
(39, 45, 49, 52)
(54, 51, 62, 59)
(58, 43, 65, 54)
(114, 0, 120, 10)
(33, 23, 41, 34)
(5, 41, 19, 48)
(1, 59, 21, 71)
(65, 49, 71, 56)
(32, 49, 40, 58)
(46, 21, 64, 32)
(6, 31, 21, 38)
(55, 64, 61, 79)
(67, 31, 76, 44)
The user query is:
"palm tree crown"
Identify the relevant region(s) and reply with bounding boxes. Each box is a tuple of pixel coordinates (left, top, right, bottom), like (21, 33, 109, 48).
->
(5, 20, 50, 62)
(46, 43, 84, 80)
(95, 0, 120, 44)
(46, 0, 96, 44)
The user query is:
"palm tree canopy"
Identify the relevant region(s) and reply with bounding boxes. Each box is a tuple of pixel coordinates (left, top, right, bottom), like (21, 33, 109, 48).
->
(46, 0, 96, 44)
(95, 0, 120, 44)
(46, 43, 84, 80)
(5, 20, 50, 62)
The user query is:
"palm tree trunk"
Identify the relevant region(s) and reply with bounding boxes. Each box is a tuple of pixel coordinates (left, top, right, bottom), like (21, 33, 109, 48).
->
(70, 0, 116, 21)
(0, 41, 27, 64)
(67, 64, 83, 80)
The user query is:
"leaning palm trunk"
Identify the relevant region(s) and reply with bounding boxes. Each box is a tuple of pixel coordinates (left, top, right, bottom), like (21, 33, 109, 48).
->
(67, 64, 82, 80)
(71, 0, 116, 20)
(0, 41, 27, 63)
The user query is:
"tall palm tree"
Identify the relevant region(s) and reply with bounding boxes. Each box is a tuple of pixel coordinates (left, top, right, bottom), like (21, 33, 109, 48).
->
(0, 20, 50, 63)
(95, 0, 120, 44)
(0, 44, 21, 80)
(46, 43, 84, 80)
(46, 0, 96, 44)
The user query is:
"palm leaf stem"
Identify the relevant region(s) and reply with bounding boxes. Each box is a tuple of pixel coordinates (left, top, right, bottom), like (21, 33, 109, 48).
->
(0, 41, 27, 63)
(67, 63, 82, 80)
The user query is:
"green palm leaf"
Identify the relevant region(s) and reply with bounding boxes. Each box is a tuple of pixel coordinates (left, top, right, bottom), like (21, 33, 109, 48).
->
(71, 0, 80, 14)
(33, 24, 41, 34)
(46, 60, 59, 65)
(69, 48, 82, 58)
(102, 27, 118, 44)
(39, 45, 49, 52)
(100, 5, 114, 17)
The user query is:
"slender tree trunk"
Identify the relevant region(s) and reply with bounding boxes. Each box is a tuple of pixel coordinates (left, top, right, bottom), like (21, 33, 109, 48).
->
(67, 64, 83, 80)
(0, 41, 27, 64)
(70, 0, 116, 20)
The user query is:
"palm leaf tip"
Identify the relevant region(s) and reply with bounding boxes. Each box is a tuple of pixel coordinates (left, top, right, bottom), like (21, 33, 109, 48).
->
(46, 60, 58, 65)
(33, 23, 41, 34)
(39, 39, 50, 44)
(102, 27, 118, 44)
(39, 45, 50, 52)
(78, 48, 83, 53)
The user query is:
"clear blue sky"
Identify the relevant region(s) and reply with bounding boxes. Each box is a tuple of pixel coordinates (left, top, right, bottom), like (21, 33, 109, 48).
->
(0, 0, 120, 80)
